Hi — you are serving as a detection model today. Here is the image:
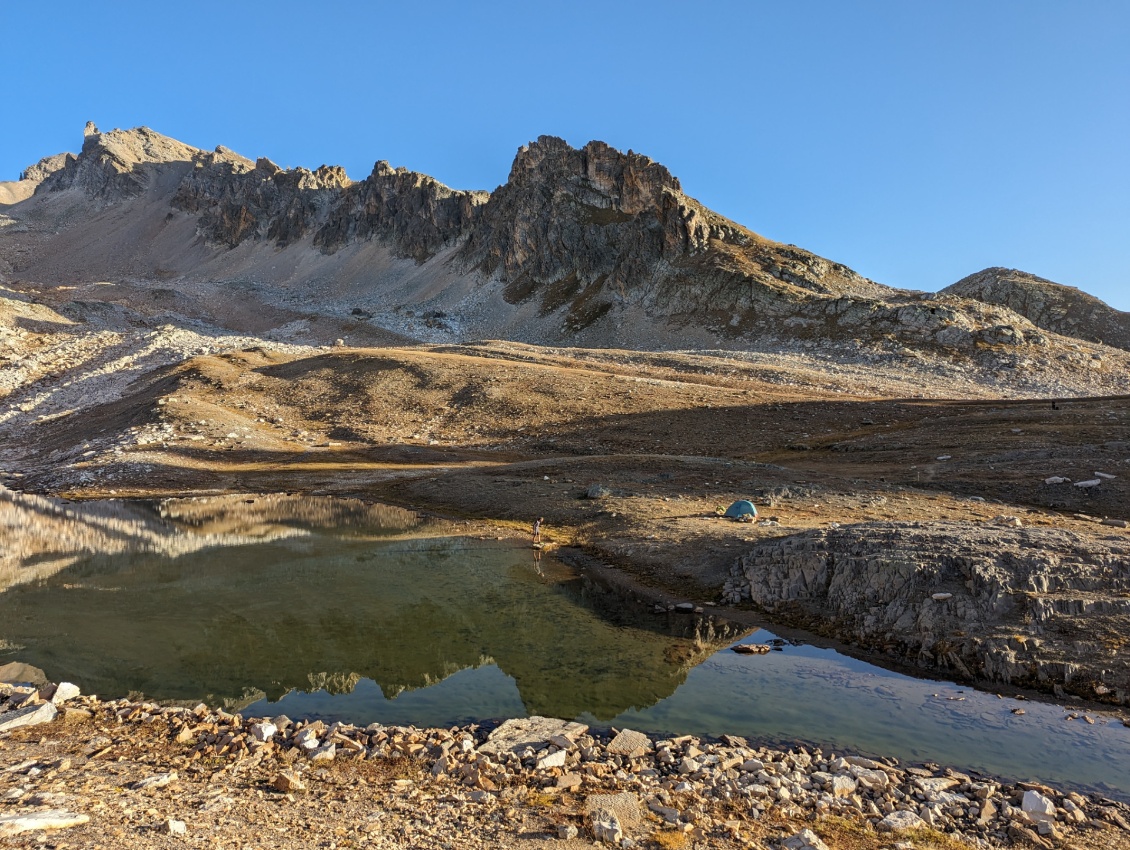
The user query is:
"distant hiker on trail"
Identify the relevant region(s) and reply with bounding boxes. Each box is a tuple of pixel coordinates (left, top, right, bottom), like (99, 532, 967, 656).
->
(532, 517, 544, 543)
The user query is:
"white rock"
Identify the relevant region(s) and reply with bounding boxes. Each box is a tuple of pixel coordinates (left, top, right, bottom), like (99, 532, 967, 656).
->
(829, 775, 857, 797)
(1074, 479, 1102, 488)
(782, 828, 830, 850)
(606, 728, 652, 757)
(589, 808, 622, 844)
(1021, 789, 1056, 824)
(161, 818, 187, 836)
(931, 592, 953, 602)
(134, 771, 178, 790)
(936, 455, 952, 461)
(0, 810, 90, 838)
(293, 728, 320, 750)
(1095, 471, 1116, 479)
(308, 743, 335, 762)
(249, 722, 277, 742)
(851, 767, 890, 790)
(478, 716, 589, 757)
(51, 682, 81, 705)
(0, 701, 57, 732)
(915, 776, 960, 794)
(878, 810, 926, 832)
(536, 749, 567, 769)
(557, 823, 578, 839)
(1044, 476, 1070, 485)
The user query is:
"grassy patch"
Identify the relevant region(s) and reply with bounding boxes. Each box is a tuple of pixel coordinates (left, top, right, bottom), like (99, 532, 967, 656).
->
(650, 830, 689, 849)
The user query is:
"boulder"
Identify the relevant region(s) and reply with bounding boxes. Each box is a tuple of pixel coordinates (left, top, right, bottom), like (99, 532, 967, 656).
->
(1022, 789, 1057, 824)
(0, 701, 57, 733)
(878, 810, 926, 832)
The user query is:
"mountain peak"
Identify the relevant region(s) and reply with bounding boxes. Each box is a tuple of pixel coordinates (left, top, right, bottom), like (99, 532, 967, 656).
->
(507, 136, 682, 212)
(40, 124, 201, 201)
(943, 267, 1129, 351)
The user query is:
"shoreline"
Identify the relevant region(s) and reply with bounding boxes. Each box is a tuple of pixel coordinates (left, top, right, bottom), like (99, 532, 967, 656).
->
(3, 679, 1130, 849)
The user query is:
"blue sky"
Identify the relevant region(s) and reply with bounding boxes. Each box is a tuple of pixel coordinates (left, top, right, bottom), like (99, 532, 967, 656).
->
(3, 1, 1127, 309)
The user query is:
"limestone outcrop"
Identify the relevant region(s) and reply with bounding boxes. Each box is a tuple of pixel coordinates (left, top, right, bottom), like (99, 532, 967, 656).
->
(173, 149, 351, 248)
(728, 521, 1130, 704)
(18, 153, 71, 184)
(458, 135, 893, 334)
(944, 267, 1130, 352)
(315, 161, 487, 261)
(38, 125, 200, 201)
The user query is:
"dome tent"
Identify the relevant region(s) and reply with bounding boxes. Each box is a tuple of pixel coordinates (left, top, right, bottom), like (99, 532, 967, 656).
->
(723, 500, 758, 519)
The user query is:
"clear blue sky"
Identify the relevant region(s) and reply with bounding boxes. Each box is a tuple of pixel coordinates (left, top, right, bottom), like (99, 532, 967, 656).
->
(3, 1, 1127, 309)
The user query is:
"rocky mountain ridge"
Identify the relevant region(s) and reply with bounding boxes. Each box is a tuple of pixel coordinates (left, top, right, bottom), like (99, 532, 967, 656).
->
(2, 123, 1128, 367)
(944, 267, 1130, 353)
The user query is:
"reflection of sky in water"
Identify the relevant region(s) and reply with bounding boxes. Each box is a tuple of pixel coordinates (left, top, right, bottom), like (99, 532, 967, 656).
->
(607, 630, 1130, 800)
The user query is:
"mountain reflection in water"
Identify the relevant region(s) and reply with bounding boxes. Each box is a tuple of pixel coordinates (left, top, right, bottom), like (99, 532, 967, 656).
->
(5, 491, 1130, 802)
(0, 489, 746, 718)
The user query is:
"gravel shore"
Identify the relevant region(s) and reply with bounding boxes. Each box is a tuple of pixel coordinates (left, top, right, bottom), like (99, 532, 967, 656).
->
(3, 680, 1129, 849)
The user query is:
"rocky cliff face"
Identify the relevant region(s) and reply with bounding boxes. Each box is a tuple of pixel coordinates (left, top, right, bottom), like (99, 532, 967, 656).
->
(943, 267, 1130, 352)
(173, 149, 351, 248)
(172, 149, 486, 259)
(315, 161, 487, 261)
(727, 521, 1130, 704)
(7, 124, 1126, 362)
(18, 153, 72, 184)
(39, 124, 201, 201)
(457, 136, 894, 333)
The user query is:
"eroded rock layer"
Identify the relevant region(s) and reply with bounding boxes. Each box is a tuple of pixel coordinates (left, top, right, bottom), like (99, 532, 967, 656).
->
(729, 521, 1130, 704)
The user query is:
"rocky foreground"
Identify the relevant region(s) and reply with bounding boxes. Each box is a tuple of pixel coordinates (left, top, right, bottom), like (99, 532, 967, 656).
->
(2, 677, 1130, 849)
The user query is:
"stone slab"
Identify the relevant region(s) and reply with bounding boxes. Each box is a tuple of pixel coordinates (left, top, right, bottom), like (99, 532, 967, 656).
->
(479, 716, 589, 756)
(0, 701, 57, 733)
(0, 810, 90, 838)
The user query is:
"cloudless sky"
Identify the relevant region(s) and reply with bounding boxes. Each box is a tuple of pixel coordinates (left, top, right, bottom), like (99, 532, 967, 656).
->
(2, 1, 1127, 309)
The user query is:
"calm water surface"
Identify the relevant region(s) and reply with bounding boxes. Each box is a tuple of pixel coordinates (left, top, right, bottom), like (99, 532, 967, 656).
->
(1, 492, 1127, 800)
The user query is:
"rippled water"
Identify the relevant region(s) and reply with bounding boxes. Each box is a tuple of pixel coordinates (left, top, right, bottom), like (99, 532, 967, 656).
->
(1, 491, 1127, 800)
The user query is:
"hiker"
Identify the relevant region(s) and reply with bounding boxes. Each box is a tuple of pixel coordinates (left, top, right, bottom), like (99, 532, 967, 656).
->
(532, 517, 544, 543)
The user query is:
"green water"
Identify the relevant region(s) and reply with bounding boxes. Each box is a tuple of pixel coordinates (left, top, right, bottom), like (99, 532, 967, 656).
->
(1, 493, 1128, 801)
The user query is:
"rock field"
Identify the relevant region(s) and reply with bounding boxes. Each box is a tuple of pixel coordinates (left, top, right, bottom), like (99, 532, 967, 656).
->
(2, 677, 1130, 849)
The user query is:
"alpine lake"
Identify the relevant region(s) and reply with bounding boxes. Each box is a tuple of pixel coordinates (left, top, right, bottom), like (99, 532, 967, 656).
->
(1, 492, 1127, 802)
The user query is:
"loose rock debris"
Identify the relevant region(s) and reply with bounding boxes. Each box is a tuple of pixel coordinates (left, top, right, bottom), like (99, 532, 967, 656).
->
(3, 680, 1130, 848)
